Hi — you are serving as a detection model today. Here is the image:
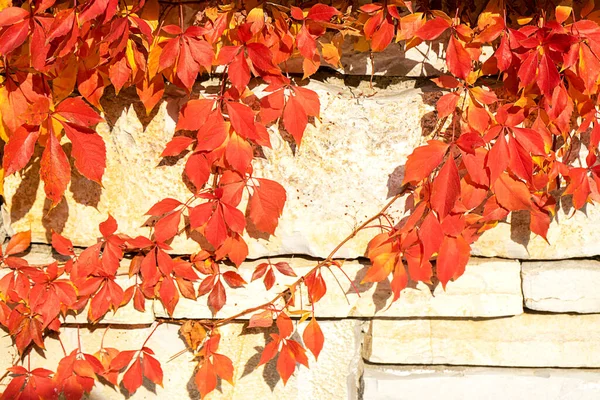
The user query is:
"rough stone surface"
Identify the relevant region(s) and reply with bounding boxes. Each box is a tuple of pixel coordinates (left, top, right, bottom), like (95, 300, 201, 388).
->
(4, 78, 436, 259)
(522, 260, 600, 313)
(154, 257, 523, 319)
(471, 205, 600, 259)
(287, 39, 447, 77)
(362, 365, 600, 400)
(14, 320, 363, 399)
(364, 314, 600, 367)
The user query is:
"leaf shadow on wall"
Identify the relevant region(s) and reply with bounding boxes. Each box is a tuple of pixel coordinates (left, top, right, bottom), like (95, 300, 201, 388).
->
(352, 262, 434, 314)
(100, 86, 163, 132)
(9, 154, 41, 227)
(239, 327, 281, 392)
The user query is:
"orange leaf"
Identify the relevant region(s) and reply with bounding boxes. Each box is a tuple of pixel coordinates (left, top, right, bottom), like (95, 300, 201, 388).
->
(446, 36, 471, 80)
(5, 231, 31, 256)
(493, 173, 532, 211)
(430, 157, 461, 219)
(436, 234, 471, 288)
(40, 130, 71, 205)
(195, 359, 217, 398)
(403, 140, 449, 184)
(303, 317, 324, 360)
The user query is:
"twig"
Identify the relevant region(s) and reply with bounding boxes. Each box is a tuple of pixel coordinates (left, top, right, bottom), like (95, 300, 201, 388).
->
(212, 185, 408, 327)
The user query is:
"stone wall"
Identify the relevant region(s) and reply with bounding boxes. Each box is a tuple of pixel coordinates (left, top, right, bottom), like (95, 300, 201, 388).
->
(2, 48, 600, 399)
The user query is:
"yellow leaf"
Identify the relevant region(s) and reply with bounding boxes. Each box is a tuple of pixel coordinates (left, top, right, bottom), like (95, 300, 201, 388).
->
(321, 42, 342, 68)
(126, 40, 138, 78)
(517, 16, 534, 25)
(353, 36, 370, 52)
(555, 3, 573, 24)
(0, 0, 11, 11)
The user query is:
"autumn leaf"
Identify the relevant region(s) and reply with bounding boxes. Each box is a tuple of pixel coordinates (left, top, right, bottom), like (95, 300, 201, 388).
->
(430, 157, 461, 219)
(247, 178, 286, 235)
(303, 317, 324, 360)
(40, 130, 71, 205)
(403, 141, 449, 184)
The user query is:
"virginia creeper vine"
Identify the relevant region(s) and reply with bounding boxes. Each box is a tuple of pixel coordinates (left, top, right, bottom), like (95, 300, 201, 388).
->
(1, 0, 599, 398)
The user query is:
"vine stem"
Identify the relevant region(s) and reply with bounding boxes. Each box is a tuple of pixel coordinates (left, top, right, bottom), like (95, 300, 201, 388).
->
(211, 185, 408, 327)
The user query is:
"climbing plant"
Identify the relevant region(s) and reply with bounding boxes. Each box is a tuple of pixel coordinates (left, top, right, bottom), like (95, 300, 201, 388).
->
(1, 0, 599, 397)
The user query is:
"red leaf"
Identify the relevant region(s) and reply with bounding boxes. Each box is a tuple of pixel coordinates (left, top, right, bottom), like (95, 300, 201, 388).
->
(208, 280, 226, 312)
(437, 92, 459, 118)
(222, 271, 246, 288)
(277, 344, 296, 384)
(296, 24, 317, 59)
(52, 231, 74, 256)
(403, 141, 449, 184)
(370, 17, 395, 52)
(5, 231, 31, 256)
(246, 42, 277, 72)
(538, 53, 560, 96)
(493, 173, 532, 211)
(161, 136, 194, 157)
(0, 20, 29, 55)
(303, 317, 324, 360)
(225, 132, 253, 173)
(205, 206, 228, 248)
(486, 134, 509, 184)
(248, 310, 273, 328)
(436, 234, 471, 288)
(495, 35, 512, 71)
(247, 179, 287, 235)
(518, 51, 538, 89)
(416, 17, 451, 40)
(283, 95, 308, 145)
(40, 131, 71, 205)
(390, 260, 408, 302)
(274, 262, 296, 277)
(293, 87, 320, 117)
(154, 210, 182, 243)
(197, 112, 227, 151)
(277, 313, 293, 338)
(212, 353, 234, 384)
(56, 97, 103, 127)
(62, 122, 106, 183)
(257, 339, 279, 366)
(430, 157, 461, 219)
(251, 263, 269, 281)
(227, 102, 256, 139)
(146, 198, 183, 216)
(3, 127, 40, 176)
(304, 269, 327, 302)
(123, 357, 143, 394)
(100, 214, 118, 237)
(143, 353, 163, 387)
(195, 360, 217, 398)
(176, 99, 214, 131)
(446, 36, 471, 80)
(185, 152, 211, 192)
(307, 4, 339, 21)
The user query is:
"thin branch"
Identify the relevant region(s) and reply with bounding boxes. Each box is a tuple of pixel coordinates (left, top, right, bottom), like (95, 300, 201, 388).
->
(212, 185, 408, 327)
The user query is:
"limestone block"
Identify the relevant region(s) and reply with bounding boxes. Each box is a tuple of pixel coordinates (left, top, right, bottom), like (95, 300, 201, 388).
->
(471, 206, 600, 259)
(13, 320, 362, 400)
(154, 257, 523, 319)
(286, 39, 448, 77)
(522, 260, 600, 313)
(4, 78, 436, 259)
(362, 365, 600, 400)
(364, 314, 600, 367)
